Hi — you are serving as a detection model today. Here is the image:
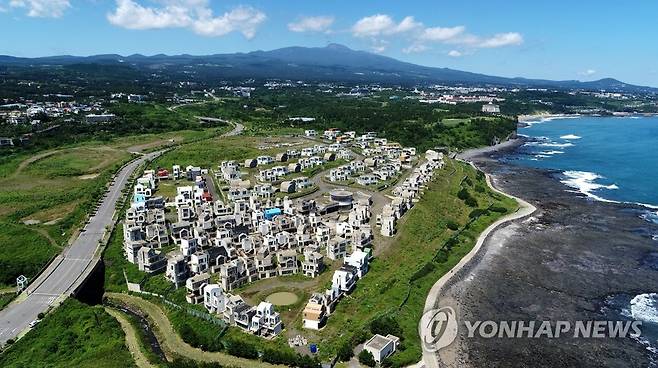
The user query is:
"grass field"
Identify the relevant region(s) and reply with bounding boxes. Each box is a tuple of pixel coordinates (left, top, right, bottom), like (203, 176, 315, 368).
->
(0, 299, 134, 368)
(0, 128, 224, 288)
(152, 135, 303, 170)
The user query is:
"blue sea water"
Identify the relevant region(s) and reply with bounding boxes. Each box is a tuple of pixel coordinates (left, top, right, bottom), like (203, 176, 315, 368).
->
(508, 115, 658, 208)
(508, 115, 658, 361)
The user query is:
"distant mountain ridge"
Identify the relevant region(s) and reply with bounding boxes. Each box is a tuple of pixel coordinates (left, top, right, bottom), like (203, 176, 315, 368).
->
(0, 44, 654, 92)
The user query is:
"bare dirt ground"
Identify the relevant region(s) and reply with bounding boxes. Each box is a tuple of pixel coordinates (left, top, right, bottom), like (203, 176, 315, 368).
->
(105, 307, 156, 368)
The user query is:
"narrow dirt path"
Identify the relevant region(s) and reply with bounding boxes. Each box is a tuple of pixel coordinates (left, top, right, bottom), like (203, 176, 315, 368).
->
(11, 150, 61, 178)
(105, 292, 284, 368)
(105, 307, 156, 368)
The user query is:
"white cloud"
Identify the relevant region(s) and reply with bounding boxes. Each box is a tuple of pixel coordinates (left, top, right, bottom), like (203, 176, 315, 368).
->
(420, 26, 465, 42)
(351, 14, 421, 37)
(192, 6, 266, 38)
(9, 0, 70, 18)
(288, 15, 334, 33)
(477, 32, 524, 48)
(107, 0, 266, 39)
(448, 50, 462, 57)
(370, 39, 389, 53)
(402, 44, 429, 54)
(350, 14, 522, 55)
(579, 69, 597, 77)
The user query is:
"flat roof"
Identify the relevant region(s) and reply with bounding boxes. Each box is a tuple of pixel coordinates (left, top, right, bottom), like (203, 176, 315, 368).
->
(365, 334, 393, 351)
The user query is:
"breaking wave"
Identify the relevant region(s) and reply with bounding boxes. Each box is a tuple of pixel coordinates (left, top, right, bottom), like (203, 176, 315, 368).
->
(631, 293, 658, 325)
(560, 171, 619, 202)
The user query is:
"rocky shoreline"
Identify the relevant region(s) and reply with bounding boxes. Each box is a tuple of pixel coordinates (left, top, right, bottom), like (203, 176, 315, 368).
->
(436, 143, 658, 367)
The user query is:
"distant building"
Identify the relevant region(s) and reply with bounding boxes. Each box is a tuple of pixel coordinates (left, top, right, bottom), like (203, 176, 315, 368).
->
(482, 102, 500, 114)
(0, 137, 14, 147)
(128, 94, 147, 103)
(85, 113, 116, 123)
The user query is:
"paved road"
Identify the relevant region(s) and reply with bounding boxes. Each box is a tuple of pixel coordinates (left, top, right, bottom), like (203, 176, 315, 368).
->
(0, 122, 243, 344)
(0, 150, 161, 344)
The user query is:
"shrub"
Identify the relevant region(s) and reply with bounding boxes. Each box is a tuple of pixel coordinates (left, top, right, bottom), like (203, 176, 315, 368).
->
(490, 206, 508, 213)
(457, 188, 469, 200)
(370, 315, 402, 337)
(410, 262, 435, 282)
(435, 249, 449, 263)
(358, 350, 376, 367)
(336, 341, 354, 362)
(226, 339, 258, 360)
(464, 196, 478, 208)
(468, 209, 488, 218)
(446, 220, 459, 231)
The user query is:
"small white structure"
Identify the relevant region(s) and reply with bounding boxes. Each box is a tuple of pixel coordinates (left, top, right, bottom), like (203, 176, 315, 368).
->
(251, 302, 283, 337)
(344, 250, 369, 278)
(203, 284, 226, 313)
(332, 267, 357, 293)
(482, 102, 500, 114)
(302, 293, 328, 330)
(16, 275, 28, 291)
(363, 334, 400, 363)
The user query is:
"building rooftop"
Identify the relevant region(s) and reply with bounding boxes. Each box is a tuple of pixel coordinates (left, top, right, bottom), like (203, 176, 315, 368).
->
(365, 334, 394, 351)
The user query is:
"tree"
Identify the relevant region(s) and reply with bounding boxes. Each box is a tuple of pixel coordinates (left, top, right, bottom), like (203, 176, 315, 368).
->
(358, 349, 376, 367)
(336, 341, 354, 362)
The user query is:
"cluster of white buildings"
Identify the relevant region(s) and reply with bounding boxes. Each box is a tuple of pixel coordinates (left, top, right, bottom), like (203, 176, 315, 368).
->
(120, 129, 445, 340)
(122, 158, 382, 338)
(0, 100, 100, 125)
(376, 150, 445, 237)
(326, 134, 418, 187)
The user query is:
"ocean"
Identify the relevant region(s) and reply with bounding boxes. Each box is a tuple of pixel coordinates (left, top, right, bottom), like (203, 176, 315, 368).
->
(509, 115, 658, 208)
(507, 115, 658, 362)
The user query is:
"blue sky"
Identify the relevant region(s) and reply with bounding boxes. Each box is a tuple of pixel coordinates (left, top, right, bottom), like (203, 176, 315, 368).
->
(1, 0, 657, 86)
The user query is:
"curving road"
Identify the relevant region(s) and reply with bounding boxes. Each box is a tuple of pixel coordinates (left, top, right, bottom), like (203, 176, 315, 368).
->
(0, 122, 243, 345)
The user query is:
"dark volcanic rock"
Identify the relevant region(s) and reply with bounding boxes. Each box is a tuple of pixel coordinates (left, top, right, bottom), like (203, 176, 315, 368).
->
(438, 152, 658, 368)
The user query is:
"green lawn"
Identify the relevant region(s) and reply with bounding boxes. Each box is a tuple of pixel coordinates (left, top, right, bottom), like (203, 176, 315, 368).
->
(0, 299, 134, 368)
(0, 293, 15, 310)
(0, 222, 59, 286)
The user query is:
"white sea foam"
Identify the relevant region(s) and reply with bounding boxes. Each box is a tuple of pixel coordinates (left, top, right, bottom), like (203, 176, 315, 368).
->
(539, 142, 574, 148)
(630, 293, 658, 324)
(523, 115, 581, 126)
(560, 134, 582, 140)
(560, 171, 619, 202)
(538, 150, 564, 155)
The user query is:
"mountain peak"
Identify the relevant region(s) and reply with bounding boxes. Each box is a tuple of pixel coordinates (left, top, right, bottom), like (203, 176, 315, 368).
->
(325, 43, 352, 51)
